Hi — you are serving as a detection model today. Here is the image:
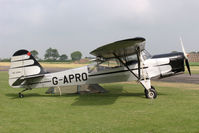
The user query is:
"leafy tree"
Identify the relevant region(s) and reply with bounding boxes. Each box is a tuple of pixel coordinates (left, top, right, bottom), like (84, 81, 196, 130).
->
(71, 51, 82, 61)
(0, 58, 10, 62)
(30, 50, 39, 59)
(44, 48, 60, 61)
(59, 54, 68, 61)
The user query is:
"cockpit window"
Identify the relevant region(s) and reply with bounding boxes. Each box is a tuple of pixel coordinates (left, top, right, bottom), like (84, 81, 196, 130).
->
(125, 50, 151, 62)
(88, 50, 151, 73)
(88, 59, 121, 73)
(125, 54, 138, 66)
(142, 50, 152, 60)
(126, 54, 138, 62)
(124, 50, 151, 65)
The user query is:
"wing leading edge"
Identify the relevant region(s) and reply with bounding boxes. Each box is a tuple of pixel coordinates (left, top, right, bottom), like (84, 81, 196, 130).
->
(90, 37, 146, 59)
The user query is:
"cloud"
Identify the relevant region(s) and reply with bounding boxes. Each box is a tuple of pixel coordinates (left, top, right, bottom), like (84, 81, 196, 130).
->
(112, 0, 152, 16)
(0, 0, 199, 58)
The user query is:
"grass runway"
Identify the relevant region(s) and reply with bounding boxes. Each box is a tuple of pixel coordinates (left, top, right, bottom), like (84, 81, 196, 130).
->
(1, 71, 199, 133)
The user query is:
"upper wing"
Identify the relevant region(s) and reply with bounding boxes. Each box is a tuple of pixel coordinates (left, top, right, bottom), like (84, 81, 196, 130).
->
(90, 37, 146, 59)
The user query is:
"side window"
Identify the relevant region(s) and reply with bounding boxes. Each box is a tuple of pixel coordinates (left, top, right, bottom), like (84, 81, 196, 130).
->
(99, 59, 121, 68)
(142, 50, 152, 60)
(125, 55, 138, 65)
(126, 54, 138, 62)
(88, 59, 121, 73)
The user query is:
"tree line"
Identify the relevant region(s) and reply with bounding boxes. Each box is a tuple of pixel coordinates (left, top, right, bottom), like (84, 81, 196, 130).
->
(0, 48, 83, 62)
(31, 48, 82, 62)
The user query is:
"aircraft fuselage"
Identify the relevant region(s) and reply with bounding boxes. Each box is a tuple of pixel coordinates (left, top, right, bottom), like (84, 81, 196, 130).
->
(16, 52, 185, 89)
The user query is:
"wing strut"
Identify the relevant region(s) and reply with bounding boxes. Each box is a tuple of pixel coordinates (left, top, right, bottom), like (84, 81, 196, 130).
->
(136, 47, 141, 80)
(113, 46, 142, 80)
(113, 53, 139, 80)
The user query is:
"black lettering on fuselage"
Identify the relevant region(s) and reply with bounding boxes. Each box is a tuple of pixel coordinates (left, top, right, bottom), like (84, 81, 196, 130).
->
(64, 76, 69, 84)
(69, 74, 74, 83)
(52, 77, 58, 85)
(62, 73, 88, 84)
(75, 73, 81, 82)
(82, 73, 88, 81)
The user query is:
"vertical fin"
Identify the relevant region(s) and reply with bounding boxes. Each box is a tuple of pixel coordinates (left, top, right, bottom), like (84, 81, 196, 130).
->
(8, 49, 46, 87)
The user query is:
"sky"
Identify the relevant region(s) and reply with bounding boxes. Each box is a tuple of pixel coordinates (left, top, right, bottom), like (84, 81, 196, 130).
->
(0, 0, 199, 59)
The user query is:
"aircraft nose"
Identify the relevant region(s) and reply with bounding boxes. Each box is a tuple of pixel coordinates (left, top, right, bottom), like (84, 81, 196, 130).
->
(169, 52, 185, 74)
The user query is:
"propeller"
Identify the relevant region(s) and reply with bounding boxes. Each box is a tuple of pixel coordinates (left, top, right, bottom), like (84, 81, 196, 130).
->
(180, 37, 191, 76)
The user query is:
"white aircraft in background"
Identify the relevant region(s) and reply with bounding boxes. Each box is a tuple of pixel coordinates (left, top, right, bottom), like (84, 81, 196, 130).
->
(8, 37, 191, 99)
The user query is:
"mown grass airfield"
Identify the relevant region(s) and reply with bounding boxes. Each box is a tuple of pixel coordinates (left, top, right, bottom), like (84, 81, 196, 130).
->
(1, 63, 199, 133)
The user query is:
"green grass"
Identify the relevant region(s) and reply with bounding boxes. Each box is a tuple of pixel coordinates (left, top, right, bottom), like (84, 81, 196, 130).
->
(190, 62, 199, 66)
(184, 62, 199, 74)
(1, 71, 199, 133)
(185, 66, 199, 74)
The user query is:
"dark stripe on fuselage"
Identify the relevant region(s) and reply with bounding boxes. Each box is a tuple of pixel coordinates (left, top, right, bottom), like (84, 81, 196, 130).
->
(88, 67, 148, 77)
(26, 80, 51, 85)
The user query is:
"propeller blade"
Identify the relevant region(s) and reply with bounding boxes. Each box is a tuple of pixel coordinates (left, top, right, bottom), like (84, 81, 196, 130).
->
(185, 59, 191, 76)
(180, 37, 191, 76)
(180, 37, 188, 59)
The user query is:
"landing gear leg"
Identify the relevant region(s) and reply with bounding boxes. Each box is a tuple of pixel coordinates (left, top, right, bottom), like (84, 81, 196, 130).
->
(113, 53, 157, 99)
(18, 88, 30, 98)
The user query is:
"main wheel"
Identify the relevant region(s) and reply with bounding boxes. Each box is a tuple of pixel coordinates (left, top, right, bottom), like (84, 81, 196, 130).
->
(144, 87, 157, 99)
(19, 93, 24, 98)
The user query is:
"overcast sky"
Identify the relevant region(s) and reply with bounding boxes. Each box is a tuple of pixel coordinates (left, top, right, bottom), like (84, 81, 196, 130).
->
(0, 0, 199, 59)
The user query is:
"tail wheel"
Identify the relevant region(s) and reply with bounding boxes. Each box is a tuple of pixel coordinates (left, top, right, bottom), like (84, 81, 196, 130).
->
(144, 86, 157, 99)
(19, 93, 24, 98)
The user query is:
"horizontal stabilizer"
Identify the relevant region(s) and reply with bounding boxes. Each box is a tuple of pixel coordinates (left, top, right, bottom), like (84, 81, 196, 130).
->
(12, 74, 44, 86)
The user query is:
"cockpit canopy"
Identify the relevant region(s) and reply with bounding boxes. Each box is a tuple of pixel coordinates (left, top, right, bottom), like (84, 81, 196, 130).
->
(88, 50, 151, 73)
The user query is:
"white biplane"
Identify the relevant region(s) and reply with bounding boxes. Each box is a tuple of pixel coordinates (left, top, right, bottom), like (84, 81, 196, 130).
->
(8, 37, 191, 99)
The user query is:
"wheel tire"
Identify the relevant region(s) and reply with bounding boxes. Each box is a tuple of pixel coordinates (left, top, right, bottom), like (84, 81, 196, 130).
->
(144, 87, 157, 99)
(148, 89, 157, 99)
(19, 93, 24, 98)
